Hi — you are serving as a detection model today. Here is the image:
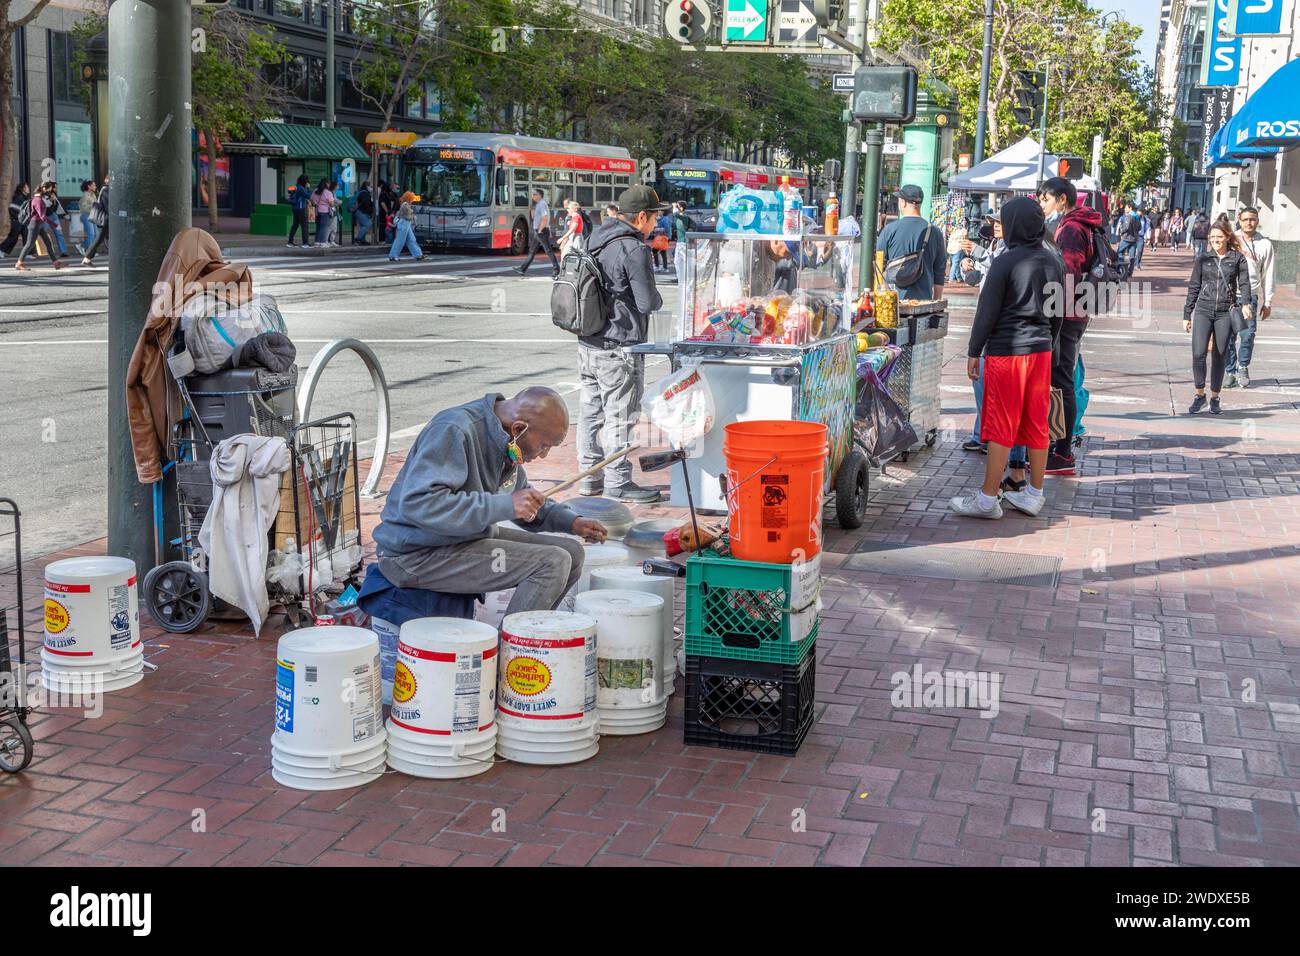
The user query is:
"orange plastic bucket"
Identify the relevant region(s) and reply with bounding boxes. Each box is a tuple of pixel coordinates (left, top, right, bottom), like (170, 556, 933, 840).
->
(722, 420, 828, 564)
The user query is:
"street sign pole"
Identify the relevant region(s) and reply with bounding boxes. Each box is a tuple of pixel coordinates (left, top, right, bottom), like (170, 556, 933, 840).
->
(858, 123, 884, 296)
(1036, 61, 1051, 188)
(107, 0, 193, 573)
(839, 0, 869, 221)
(973, 0, 994, 165)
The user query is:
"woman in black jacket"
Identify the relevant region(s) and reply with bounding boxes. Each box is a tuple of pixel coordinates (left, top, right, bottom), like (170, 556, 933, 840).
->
(0, 183, 29, 256)
(1184, 221, 1251, 414)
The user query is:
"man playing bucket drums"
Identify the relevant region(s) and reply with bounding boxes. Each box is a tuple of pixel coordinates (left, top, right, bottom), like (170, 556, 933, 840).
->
(373, 388, 608, 618)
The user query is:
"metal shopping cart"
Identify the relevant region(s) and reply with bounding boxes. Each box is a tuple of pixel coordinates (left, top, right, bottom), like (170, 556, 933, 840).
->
(141, 359, 363, 634)
(0, 498, 33, 773)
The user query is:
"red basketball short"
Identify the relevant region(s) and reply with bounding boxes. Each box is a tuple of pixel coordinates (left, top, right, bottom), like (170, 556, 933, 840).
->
(980, 351, 1051, 450)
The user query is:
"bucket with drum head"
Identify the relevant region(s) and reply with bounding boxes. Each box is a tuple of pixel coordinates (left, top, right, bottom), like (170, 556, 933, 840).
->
(385, 617, 499, 779)
(589, 565, 677, 696)
(575, 590, 667, 735)
(272, 626, 386, 791)
(496, 611, 599, 764)
(40, 556, 143, 697)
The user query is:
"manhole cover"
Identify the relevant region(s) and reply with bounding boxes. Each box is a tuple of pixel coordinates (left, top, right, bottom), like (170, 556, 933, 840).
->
(846, 544, 1060, 588)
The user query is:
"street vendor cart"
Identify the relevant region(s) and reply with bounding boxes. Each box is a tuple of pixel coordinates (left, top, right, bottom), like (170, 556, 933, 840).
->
(632, 229, 870, 530)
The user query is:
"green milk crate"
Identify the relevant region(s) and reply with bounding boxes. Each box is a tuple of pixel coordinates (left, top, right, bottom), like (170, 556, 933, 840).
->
(684, 550, 821, 665)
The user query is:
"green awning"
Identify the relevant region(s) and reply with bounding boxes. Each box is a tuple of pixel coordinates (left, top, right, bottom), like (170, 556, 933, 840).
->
(255, 121, 369, 162)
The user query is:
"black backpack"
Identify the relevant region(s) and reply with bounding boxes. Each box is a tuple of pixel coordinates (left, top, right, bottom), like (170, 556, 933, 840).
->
(551, 246, 614, 337)
(16, 199, 33, 227)
(1191, 217, 1210, 241)
(579, 209, 593, 237)
(1078, 224, 1124, 314)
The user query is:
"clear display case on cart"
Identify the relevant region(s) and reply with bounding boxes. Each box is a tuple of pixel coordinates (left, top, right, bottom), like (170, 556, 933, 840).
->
(635, 232, 869, 528)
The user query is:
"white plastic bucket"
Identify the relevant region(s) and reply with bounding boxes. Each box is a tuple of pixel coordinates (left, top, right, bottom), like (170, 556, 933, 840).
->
(272, 625, 385, 790)
(496, 611, 599, 765)
(560, 543, 629, 611)
(474, 589, 515, 630)
(384, 617, 498, 780)
(574, 590, 667, 735)
(589, 565, 677, 696)
(42, 556, 140, 664)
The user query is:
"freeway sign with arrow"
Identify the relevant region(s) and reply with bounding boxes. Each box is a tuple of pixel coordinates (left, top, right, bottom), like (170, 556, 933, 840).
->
(725, 0, 769, 42)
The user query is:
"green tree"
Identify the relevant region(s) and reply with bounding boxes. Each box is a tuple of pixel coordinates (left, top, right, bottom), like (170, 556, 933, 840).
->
(192, 8, 285, 231)
(876, 0, 1175, 192)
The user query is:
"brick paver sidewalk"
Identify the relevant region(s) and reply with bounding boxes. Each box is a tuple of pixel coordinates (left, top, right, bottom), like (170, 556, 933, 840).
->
(2, 247, 1297, 866)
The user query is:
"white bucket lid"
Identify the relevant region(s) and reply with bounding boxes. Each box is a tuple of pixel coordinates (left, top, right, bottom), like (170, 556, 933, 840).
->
(583, 543, 630, 567)
(501, 610, 596, 640)
(398, 616, 497, 653)
(575, 589, 663, 619)
(590, 566, 669, 586)
(278, 624, 377, 657)
(44, 555, 137, 583)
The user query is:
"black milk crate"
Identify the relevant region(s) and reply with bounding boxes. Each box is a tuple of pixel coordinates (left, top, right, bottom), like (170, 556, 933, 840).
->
(683, 652, 816, 756)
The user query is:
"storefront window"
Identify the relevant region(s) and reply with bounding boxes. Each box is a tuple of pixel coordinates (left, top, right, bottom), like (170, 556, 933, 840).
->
(275, 0, 305, 20)
(307, 56, 325, 104)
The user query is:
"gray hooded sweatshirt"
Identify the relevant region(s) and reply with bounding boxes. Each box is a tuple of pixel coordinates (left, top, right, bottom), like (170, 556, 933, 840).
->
(372, 394, 578, 555)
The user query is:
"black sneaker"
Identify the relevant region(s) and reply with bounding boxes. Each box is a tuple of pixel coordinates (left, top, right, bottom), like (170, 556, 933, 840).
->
(1045, 451, 1076, 476)
(606, 482, 662, 504)
(1188, 394, 1207, 414)
(961, 438, 983, 452)
(1000, 476, 1026, 495)
(1209, 397, 1222, 415)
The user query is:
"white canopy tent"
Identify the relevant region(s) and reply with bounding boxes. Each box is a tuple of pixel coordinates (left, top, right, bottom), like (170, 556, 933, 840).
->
(948, 137, 1100, 195)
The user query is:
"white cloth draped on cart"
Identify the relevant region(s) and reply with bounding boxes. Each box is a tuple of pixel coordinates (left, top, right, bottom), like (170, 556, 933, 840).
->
(198, 435, 290, 637)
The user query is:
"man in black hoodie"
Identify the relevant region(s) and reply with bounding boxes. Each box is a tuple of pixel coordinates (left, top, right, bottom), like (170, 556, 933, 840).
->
(950, 197, 1065, 520)
(577, 185, 667, 503)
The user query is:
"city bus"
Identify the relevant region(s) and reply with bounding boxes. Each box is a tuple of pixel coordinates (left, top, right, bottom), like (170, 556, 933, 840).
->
(400, 132, 637, 253)
(655, 159, 811, 232)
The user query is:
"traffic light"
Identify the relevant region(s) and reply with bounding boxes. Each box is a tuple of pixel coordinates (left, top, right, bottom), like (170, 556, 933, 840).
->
(664, 0, 712, 44)
(1057, 156, 1085, 180)
(1013, 70, 1046, 126)
(814, 0, 849, 30)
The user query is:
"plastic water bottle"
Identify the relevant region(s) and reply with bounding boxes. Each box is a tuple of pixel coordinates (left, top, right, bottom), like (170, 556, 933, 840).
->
(782, 181, 803, 237)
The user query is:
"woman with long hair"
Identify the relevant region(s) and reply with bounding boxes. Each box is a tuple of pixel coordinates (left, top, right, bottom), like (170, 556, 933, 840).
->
(1, 183, 30, 257)
(1184, 221, 1251, 415)
(311, 178, 336, 247)
(1168, 207, 1184, 252)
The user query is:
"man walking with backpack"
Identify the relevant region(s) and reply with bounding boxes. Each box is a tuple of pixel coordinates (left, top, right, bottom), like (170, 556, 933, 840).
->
(1039, 176, 1104, 476)
(574, 185, 667, 503)
(877, 185, 946, 300)
(1189, 209, 1210, 258)
(517, 188, 560, 278)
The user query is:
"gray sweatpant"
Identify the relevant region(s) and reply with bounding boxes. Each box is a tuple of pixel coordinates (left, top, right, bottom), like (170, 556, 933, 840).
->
(377, 526, 585, 619)
(577, 345, 644, 492)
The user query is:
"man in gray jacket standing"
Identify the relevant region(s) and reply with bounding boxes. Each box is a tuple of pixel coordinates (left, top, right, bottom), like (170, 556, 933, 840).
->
(372, 388, 608, 618)
(577, 185, 668, 503)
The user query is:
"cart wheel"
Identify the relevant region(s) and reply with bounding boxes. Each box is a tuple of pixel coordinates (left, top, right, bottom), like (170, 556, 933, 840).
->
(0, 717, 33, 773)
(925, 430, 937, 448)
(835, 450, 870, 529)
(143, 561, 211, 634)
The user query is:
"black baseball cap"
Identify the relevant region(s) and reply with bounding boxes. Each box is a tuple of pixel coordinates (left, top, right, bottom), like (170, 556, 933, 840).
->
(897, 184, 925, 205)
(617, 184, 670, 217)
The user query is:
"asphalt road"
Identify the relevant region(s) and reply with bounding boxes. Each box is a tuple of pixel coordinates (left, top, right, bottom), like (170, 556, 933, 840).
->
(0, 249, 676, 559)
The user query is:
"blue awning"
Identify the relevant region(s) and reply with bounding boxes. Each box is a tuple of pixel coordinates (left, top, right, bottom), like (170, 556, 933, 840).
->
(1229, 57, 1300, 148)
(1209, 122, 1278, 168)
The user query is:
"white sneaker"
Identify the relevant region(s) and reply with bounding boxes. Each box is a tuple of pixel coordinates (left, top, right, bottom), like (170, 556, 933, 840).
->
(1003, 489, 1045, 516)
(1239, 368, 1250, 388)
(948, 493, 1003, 519)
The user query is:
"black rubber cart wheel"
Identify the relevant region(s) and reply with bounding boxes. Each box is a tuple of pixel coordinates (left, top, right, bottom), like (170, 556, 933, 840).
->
(143, 561, 211, 634)
(834, 449, 870, 529)
(0, 716, 33, 773)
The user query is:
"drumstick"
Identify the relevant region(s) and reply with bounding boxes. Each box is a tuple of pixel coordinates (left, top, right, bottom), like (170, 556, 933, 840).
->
(541, 445, 641, 499)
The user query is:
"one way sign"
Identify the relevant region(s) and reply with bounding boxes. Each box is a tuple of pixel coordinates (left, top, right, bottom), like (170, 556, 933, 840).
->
(777, 0, 818, 43)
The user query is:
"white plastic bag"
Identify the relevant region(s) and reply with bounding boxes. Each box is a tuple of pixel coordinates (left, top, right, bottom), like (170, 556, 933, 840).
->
(643, 365, 715, 448)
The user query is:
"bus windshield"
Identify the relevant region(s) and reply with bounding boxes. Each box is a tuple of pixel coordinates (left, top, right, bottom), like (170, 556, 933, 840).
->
(404, 157, 492, 207)
(658, 176, 716, 209)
